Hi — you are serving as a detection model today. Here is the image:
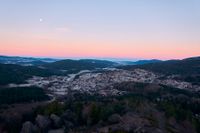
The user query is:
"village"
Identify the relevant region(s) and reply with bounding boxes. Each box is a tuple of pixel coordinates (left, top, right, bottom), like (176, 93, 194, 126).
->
(7, 69, 198, 98)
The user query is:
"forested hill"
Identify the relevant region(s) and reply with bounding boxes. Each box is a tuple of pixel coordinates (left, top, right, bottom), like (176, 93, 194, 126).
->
(120, 56, 200, 76)
(42, 59, 118, 71)
(0, 63, 57, 85)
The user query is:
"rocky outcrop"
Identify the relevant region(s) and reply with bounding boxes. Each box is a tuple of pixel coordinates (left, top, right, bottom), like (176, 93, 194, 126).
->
(50, 114, 62, 128)
(61, 110, 77, 125)
(48, 128, 65, 133)
(108, 114, 121, 124)
(21, 121, 38, 133)
(35, 115, 51, 132)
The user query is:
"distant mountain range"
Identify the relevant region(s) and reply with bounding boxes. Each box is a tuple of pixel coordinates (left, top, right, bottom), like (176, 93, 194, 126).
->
(0, 55, 162, 66)
(1, 55, 200, 85)
(118, 59, 162, 65)
(0, 55, 59, 66)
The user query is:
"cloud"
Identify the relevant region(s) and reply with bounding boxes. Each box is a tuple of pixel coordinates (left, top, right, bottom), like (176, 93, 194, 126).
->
(55, 27, 71, 32)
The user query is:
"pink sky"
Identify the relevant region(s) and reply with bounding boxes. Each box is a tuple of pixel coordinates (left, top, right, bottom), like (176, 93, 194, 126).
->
(0, 34, 199, 60)
(0, 1, 200, 60)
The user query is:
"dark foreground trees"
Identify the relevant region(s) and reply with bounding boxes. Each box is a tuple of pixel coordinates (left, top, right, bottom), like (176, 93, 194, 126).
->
(0, 86, 49, 105)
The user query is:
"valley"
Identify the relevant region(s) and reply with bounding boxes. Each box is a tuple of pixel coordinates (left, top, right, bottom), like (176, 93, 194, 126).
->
(7, 68, 200, 98)
(0, 56, 200, 133)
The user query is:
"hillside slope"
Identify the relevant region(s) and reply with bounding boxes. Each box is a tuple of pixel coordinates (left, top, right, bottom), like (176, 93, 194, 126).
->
(121, 57, 200, 75)
(0, 63, 60, 85)
(43, 59, 118, 72)
(120, 56, 200, 85)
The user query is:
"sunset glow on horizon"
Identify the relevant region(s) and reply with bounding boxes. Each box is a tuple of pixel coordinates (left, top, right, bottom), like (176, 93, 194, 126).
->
(0, 0, 200, 60)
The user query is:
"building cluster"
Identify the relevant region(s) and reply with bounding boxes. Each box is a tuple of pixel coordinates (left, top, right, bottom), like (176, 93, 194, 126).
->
(7, 68, 199, 98)
(14, 68, 198, 97)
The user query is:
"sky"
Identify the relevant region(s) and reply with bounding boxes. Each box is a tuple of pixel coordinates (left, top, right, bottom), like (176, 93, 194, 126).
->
(0, 0, 200, 60)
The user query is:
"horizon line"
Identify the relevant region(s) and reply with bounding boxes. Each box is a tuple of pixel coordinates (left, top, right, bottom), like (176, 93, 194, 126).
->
(1, 54, 199, 62)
